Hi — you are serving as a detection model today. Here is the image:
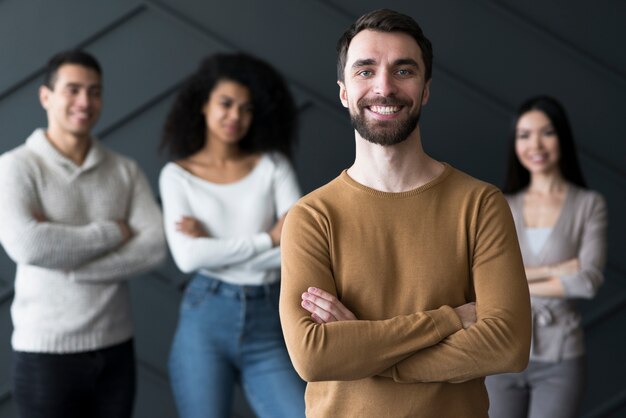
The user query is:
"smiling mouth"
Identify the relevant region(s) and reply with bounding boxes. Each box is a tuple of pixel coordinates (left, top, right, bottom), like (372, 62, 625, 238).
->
(70, 113, 92, 124)
(369, 105, 402, 115)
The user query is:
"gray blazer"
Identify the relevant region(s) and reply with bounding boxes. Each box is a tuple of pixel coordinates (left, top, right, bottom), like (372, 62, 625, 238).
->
(506, 184, 607, 362)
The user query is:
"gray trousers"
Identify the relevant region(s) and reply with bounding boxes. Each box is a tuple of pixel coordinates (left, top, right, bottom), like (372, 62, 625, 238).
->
(485, 356, 586, 418)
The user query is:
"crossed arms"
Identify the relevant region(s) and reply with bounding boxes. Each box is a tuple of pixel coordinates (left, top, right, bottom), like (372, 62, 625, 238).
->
(279, 190, 532, 384)
(0, 155, 165, 282)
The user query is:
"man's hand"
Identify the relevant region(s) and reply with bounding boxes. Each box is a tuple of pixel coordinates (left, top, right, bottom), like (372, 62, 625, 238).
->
(176, 216, 209, 238)
(453, 302, 476, 329)
(33, 211, 46, 223)
(301, 287, 357, 323)
(117, 221, 133, 244)
(268, 215, 287, 247)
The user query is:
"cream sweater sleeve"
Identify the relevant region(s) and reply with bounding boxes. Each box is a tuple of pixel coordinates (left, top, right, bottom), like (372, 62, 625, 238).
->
(0, 152, 123, 269)
(70, 163, 166, 283)
(279, 203, 464, 382)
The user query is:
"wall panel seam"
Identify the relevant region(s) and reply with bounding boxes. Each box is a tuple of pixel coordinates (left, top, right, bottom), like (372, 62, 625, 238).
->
(0, 4, 147, 102)
(480, 0, 626, 84)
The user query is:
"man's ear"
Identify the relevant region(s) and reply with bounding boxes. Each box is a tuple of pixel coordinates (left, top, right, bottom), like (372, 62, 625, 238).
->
(337, 80, 348, 108)
(421, 79, 432, 106)
(39, 85, 51, 110)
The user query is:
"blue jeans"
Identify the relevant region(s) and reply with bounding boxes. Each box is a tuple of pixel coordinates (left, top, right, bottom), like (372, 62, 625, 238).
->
(168, 274, 305, 418)
(12, 339, 135, 418)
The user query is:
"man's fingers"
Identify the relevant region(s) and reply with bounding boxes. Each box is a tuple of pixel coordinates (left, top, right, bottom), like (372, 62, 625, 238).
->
(302, 290, 357, 321)
(302, 291, 335, 311)
(311, 313, 325, 324)
(301, 299, 337, 323)
(307, 287, 337, 303)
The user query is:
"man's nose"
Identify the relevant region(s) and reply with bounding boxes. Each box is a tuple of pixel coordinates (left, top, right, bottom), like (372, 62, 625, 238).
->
(75, 90, 91, 107)
(373, 72, 398, 96)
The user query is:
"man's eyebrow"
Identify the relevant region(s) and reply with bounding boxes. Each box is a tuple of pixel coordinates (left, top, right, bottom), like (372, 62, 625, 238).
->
(393, 58, 419, 67)
(351, 58, 420, 69)
(351, 59, 376, 69)
(63, 82, 102, 89)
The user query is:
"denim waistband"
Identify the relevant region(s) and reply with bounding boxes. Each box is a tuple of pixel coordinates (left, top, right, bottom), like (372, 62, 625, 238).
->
(194, 273, 279, 300)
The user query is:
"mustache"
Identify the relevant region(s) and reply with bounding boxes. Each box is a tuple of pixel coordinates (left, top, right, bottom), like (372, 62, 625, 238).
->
(357, 97, 410, 107)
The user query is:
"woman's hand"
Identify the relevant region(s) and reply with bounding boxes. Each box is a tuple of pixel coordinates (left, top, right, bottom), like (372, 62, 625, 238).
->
(176, 216, 209, 238)
(525, 258, 579, 282)
(554, 258, 579, 276)
(268, 215, 287, 247)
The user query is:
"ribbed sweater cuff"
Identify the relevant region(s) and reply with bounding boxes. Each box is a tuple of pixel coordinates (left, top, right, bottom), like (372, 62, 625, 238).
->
(425, 305, 463, 340)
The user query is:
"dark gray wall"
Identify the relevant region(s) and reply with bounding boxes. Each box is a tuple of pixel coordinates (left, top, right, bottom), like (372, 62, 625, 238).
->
(0, 1, 624, 417)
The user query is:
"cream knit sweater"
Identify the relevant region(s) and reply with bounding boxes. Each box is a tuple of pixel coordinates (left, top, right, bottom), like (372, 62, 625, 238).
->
(0, 129, 166, 353)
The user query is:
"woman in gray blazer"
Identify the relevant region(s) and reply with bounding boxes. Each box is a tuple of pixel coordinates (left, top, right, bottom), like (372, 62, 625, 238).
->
(486, 96, 607, 418)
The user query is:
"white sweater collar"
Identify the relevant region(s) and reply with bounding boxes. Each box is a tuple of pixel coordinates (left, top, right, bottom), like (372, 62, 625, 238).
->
(25, 128, 106, 175)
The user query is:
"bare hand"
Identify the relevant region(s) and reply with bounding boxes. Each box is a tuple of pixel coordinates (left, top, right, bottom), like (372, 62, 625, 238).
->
(526, 258, 579, 282)
(117, 221, 133, 244)
(32, 211, 47, 223)
(301, 287, 357, 323)
(555, 258, 579, 276)
(176, 216, 209, 238)
(454, 302, 476, 329)
(268, 215, 286, 247)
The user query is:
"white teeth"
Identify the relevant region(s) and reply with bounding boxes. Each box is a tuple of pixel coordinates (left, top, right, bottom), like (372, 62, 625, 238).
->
(370, 106, 401, 115)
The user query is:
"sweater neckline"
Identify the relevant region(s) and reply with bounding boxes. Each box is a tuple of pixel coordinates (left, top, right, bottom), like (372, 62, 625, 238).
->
(26, 128, 104, 173)
(167, 154, 269, 188)
(339, 162, 453, 198)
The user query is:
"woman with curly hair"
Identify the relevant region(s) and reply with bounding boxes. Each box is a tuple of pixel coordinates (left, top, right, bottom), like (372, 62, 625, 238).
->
(160, 53, 305, 418)
(486, 96, 607, 418)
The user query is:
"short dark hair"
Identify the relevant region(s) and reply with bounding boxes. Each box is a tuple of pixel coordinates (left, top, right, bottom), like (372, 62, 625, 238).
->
(161, 52, 297, 160)
(43, 50, 102, 89)
(336, 9, 433, 82)
(503, 95, 587, 194)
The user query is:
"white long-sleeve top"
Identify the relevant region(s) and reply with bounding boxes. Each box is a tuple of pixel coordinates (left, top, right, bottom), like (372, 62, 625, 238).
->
(159, 153, 301, 285)
(0, 129, 166, 353)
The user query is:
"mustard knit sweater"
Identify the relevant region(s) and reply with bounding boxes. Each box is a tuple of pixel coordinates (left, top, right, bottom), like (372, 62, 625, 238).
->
(280, 164, 531, 418)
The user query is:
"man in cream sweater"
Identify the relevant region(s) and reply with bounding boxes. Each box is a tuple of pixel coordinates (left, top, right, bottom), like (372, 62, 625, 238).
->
(0, 50, 165, 418)
(279, 9, 532, 418)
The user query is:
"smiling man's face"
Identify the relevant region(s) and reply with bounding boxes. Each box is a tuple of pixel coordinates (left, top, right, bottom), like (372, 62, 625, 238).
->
(338, 29, 431, 146)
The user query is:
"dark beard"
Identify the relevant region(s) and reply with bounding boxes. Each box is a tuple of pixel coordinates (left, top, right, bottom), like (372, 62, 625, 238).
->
(349, 98, 421, 146)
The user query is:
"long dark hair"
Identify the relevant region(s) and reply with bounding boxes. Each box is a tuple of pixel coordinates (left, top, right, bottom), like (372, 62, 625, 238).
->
(503, 95, 587, 194)
(161, 52, 297, 160)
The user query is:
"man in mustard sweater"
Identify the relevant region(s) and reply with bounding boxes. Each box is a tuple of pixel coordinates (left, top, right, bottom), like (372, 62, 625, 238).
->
(279, 9, 532, 418)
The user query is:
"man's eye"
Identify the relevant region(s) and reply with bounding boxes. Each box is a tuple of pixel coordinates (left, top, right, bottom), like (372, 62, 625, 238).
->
(358, 70, 372, 77)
